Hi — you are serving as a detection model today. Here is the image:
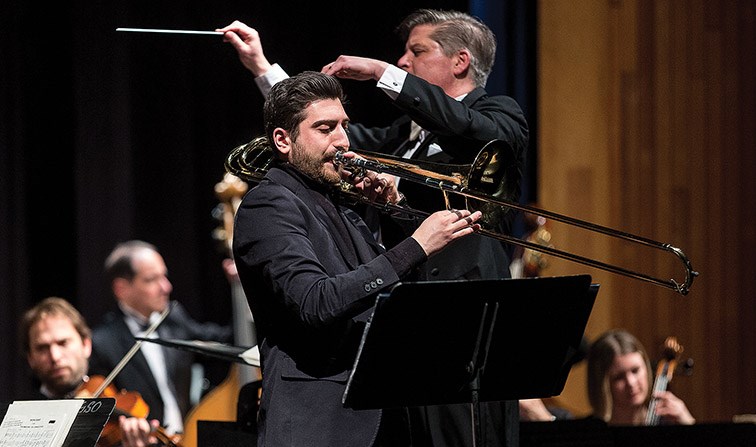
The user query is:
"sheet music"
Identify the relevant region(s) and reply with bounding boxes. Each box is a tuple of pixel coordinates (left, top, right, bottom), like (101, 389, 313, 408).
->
(0, 400, 83, 447)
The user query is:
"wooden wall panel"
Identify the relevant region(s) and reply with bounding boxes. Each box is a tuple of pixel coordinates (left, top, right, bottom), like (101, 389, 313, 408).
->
(538, 0, 756, 421)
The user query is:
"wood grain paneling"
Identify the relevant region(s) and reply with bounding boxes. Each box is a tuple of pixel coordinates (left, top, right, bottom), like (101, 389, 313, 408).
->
(538, 0, 756, 421)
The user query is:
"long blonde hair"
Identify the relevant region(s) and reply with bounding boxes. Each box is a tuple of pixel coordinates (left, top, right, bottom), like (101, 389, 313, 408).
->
(587, 329, 653, 422)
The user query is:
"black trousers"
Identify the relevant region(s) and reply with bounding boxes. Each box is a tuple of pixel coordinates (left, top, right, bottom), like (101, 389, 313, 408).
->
(407, 401, 519, 447)
(374, 407, 412, 447)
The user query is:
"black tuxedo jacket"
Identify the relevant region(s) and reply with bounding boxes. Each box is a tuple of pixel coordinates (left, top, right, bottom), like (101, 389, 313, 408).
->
(348, 73, 529, 282)
(88, 302, 232, 425)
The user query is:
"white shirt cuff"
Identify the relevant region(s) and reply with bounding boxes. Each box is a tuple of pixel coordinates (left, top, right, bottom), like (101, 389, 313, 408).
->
(254, 63, 289, 97)
(377, 64, 407, 100)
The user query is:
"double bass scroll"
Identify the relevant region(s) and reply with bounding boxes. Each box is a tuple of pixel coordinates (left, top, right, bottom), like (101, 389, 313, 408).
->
(180, 172, 259, 447)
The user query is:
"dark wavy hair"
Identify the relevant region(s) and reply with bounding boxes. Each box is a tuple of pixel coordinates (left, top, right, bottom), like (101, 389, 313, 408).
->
(264, 71, 346, 150)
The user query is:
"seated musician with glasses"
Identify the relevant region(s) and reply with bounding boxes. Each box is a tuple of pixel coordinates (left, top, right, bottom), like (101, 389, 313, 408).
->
(88, 240, 233, 438)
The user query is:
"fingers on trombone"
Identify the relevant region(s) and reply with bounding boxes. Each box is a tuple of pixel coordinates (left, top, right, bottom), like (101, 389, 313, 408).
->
(448, 209, 474, 230)
(349, 168, 367, 184)
(459, 215, 477, 230)
(457, 210, 482, 230)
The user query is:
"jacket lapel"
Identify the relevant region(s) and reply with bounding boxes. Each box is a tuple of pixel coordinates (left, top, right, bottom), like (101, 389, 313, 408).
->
(269, 168, 363, 269)
(112, 316, 163, 399)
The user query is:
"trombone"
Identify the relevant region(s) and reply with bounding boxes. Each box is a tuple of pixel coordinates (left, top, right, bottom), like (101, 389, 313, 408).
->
(225, 137, 698, 295)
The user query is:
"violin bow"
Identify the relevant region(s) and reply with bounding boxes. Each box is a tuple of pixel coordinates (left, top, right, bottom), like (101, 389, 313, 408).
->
(92, 302, 175, 397)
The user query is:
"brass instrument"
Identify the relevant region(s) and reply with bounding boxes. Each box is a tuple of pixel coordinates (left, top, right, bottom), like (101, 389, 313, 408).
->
(225, 137, 698, 295)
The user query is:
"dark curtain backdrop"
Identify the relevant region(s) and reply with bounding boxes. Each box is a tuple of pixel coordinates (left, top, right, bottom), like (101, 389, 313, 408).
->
(0, 0, 536, 402)
(471, 0, 537, 206)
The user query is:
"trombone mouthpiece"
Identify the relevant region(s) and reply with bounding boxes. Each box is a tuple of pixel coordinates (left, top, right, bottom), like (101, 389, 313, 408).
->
(333, 151, 369, 180)
(334, 151, 374, 171)
(333, 151, 347, 167)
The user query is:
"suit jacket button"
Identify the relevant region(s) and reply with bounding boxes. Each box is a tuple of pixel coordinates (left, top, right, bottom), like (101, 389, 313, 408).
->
(413, 97, 421, 106)
(376, 278, 384, 285)
(430, 268, 440, 276)
(370, 281, 377, 289)
(364, 284, 372, 292)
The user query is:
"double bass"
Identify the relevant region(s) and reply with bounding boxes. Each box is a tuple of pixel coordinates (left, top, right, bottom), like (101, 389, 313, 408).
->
(180, 173, 260, 446)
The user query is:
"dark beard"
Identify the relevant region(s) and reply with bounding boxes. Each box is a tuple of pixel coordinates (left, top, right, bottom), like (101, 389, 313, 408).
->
(46, 374, 85, 398)
(290, 142, 341, 185)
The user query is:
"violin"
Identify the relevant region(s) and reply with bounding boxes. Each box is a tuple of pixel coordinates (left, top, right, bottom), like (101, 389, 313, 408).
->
(80, 303, 183, 446)
(76, 375, 182, 447)
(645, 336, 688, 425)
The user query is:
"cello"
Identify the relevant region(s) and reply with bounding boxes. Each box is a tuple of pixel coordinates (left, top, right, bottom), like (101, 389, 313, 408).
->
(180, 172, 260, 447)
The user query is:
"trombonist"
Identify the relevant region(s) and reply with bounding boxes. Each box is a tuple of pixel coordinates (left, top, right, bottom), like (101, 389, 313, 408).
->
(231, 70, 484, 446)
(218, 8, 528, 447)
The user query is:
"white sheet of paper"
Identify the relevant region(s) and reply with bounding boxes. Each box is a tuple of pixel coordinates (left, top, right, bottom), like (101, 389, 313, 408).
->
(0, 399, 83, 447)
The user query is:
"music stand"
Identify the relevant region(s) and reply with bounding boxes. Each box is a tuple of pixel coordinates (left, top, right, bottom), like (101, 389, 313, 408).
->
(342, 275, 598, 447)
(134, 337, 260, 367)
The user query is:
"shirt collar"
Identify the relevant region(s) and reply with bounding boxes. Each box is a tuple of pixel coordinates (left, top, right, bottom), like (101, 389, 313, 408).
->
(118, 302, 160, 333)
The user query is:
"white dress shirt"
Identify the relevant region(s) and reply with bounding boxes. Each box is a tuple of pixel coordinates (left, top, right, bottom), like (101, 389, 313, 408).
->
(120, 304, 184, 434)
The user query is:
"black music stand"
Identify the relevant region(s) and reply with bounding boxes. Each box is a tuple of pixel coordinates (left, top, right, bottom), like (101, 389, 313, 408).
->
(134, 337, 260, 367)
(342, 275, 598, 447)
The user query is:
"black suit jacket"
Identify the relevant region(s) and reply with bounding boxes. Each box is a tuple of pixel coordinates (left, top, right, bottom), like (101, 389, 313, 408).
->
(88, 302, 232, 425)
(348, 73, 529, 281)
(233, 166, 426, 447)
